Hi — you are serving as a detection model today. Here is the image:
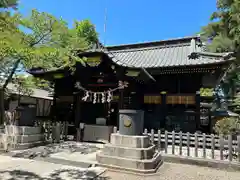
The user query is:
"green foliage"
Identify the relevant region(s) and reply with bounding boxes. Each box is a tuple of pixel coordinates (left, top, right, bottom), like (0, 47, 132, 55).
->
(0, 0, 18, 9)
(24, 76, 53, 92)
(0, 9, 99, 87)
(16, 9, 88, 70)
(202, 0, 240, 106)
(200, 87, 214, 97)
(214, 117, 240, 136)
(12, 75, 35, 97)
(74, 20, 98, 47)
(230, 92, 240, 113)
(0, 9, 98, 71)
(0, 7, 87, 122)
(201, 0, 240, 54)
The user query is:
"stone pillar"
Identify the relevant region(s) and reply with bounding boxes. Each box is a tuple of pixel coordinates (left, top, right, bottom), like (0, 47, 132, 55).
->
(119, 109, 144, 135)
(97, 84, 162, 173)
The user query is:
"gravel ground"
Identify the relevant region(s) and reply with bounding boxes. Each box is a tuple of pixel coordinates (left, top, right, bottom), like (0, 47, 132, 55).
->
(99, 162, 240, 180)
(9, 141, 100, 159)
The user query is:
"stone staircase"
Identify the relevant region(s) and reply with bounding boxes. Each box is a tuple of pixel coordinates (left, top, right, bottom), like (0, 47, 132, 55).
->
(0, 125, 45, 150)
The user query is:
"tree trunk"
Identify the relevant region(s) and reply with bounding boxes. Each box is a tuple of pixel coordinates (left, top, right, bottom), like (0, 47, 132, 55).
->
(0, 89, 4, 124)
(0, 58, 21, 125)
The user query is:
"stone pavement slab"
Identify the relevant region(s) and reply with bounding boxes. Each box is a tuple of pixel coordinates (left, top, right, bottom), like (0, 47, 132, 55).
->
(49, 150, 99, 164)
(99, 162, 240, 180)
(0, 155, 105, 180)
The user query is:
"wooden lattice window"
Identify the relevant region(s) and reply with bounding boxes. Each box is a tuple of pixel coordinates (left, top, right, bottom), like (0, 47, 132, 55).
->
(166, 95, 195, 105)
(144, 95, 161, 104)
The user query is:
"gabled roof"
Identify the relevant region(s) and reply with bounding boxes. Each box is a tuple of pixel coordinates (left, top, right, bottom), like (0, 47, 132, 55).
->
(28, 36, 235, 78)
(104, 36, 233, 68)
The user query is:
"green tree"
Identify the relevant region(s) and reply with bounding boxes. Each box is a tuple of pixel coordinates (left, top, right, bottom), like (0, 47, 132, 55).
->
(201, 0, 240, 54)
(0, 9, 98, 123)
(201, 0, 240, 103)
(74, 20, 98, 47)
(202, 1, 240, 136)
(0, 0, 18, 8)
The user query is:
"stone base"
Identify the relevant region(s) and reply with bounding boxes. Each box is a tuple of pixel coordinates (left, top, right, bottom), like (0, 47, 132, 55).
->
(110, 133, 150, 148)
(96, 152, 162, 174)
(0, 125, 45, 150)
(96, 133, 163, 174)
(102, 143, 156, 159)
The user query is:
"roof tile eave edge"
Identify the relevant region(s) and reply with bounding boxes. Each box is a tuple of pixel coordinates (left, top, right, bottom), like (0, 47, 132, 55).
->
(133, 61, 229, 69)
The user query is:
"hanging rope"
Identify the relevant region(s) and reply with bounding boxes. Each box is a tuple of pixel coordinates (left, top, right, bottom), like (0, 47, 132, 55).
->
(74, 81, 128, 103)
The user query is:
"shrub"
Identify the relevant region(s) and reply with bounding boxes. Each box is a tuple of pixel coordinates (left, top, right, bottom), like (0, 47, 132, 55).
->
(214, 117, 240, 136)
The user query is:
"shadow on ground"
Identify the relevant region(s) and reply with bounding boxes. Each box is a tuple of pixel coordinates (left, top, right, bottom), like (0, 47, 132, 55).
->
(0, 169, 110, 180)
(10, 142, 100, 160)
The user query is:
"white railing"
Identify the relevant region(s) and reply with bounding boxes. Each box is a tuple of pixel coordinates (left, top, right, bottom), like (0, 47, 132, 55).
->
(143, 129, 240, 162)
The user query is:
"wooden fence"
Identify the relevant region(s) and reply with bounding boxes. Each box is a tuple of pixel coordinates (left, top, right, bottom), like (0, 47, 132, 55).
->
(35, 122, 240, 163)
(35, 120, 69, 142)
(143, 129, 240, 162)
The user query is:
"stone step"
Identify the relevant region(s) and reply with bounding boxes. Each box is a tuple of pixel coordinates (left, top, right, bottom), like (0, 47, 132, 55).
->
(0, 133, 44, 143)
(1, 141, 45, 150)
(110, 133, 150, 148)
(103, 143, 156, 160)
(4, 126, 42, 135)
(96, 151, 162, 173)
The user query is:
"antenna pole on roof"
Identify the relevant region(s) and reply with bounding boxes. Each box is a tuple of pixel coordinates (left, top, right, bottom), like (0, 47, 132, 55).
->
(103, 2, 108, 45)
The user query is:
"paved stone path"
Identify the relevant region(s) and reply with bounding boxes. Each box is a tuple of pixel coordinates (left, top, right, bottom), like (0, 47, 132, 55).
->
(0, 155, 105, 180)
(1, 155, 239, 180)
(99, 162, 240, 180)
(1, 141, 240, 180)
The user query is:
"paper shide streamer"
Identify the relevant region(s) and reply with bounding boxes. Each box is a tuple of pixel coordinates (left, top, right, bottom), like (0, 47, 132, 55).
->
(75, 81, 128, 103)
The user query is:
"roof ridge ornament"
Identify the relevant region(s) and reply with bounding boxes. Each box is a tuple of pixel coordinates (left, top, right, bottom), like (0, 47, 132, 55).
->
(190, 38, 196, 54)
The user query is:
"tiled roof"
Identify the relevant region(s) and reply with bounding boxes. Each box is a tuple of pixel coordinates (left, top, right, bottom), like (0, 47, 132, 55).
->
(105, 36, 232, 68)
(7, 83, 53, 100)
(28, 36, 234, 77)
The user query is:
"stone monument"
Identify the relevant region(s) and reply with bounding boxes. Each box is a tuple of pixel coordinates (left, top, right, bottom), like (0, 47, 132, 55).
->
(96, 109, 162, 174)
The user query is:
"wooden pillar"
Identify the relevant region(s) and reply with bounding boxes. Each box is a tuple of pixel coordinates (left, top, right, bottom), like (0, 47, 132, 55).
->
(74, 95, 81, 141)
(52, 84, 57, 122)
(118, 89, 124, 109)
(161, 92, 167, 129)
(117, 89, 124, 130)
(195, 91, 201, 131)
(136, 84, 144, 110)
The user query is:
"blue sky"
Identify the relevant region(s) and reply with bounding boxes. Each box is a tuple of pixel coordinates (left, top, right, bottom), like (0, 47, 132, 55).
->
(18, 0, 216, 46)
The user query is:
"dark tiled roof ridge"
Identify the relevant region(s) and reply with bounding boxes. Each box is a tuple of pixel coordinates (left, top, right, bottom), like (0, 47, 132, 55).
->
(109, 42, 191, 53)
(106, 35, 200, 49)
(192, 51, 234, 58)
